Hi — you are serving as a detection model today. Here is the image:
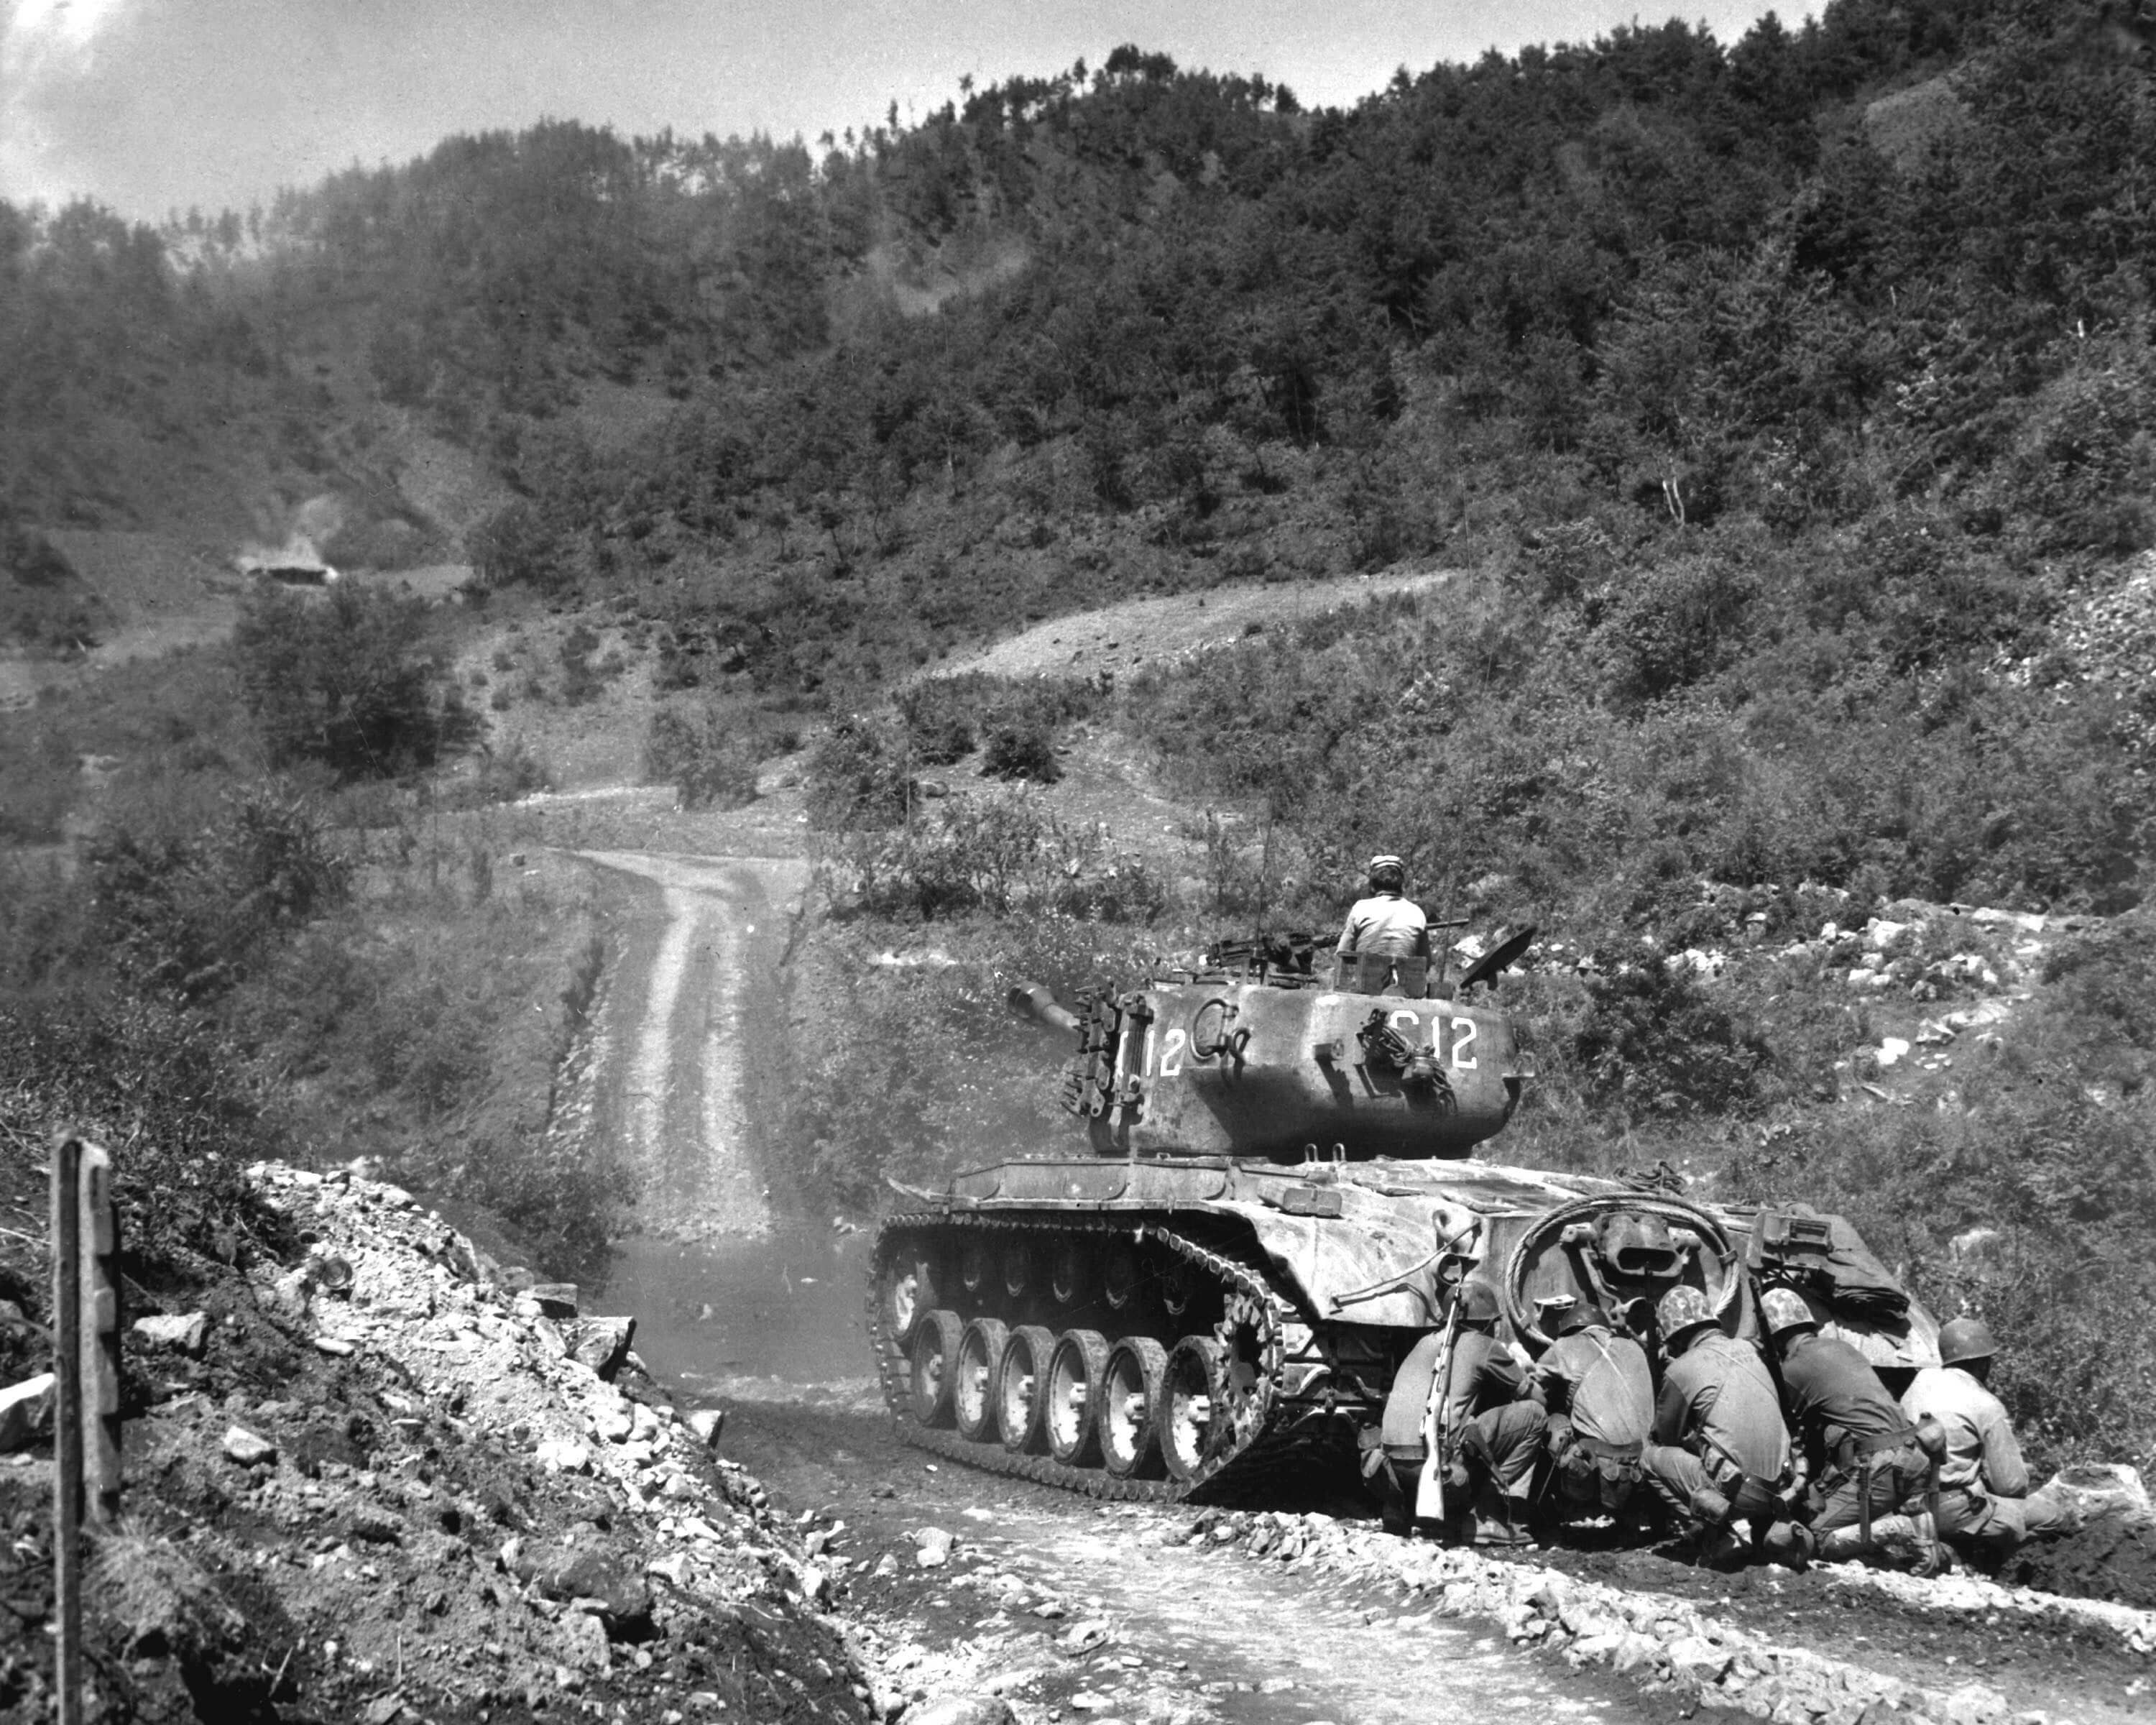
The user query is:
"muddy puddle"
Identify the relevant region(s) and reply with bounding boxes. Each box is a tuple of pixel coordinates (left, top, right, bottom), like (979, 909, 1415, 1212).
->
(598, 1223, 880, 1403)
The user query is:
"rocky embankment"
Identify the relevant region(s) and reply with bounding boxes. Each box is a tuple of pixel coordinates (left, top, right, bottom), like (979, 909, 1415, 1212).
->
(0, 1163, 871, 1723)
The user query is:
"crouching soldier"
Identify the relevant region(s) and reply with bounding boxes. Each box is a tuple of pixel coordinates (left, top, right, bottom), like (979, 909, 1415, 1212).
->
(1759, 1287, 1940, 1568)
(1529, 1293, 1653, 1528)
(1641, 1287, 1807, 1568)
(1367, 1280, 1544, 1542)
(1438, 1279, 1547, 1545)
(1901, 1317, 2074, 1561)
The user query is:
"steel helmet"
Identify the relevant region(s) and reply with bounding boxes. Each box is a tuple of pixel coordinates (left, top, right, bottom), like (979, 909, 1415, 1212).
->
(1938, 1315, 1999, 1367)
(1455, 1279, 1502, 1327)
(1759, 1520, 1816, 1568)
(1657, 1284, 1716, 1348)
(1759, 1286, 1820, 1340)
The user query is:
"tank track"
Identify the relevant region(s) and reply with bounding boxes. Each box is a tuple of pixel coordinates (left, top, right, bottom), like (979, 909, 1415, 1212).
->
(866, 1213, 1349, 1504)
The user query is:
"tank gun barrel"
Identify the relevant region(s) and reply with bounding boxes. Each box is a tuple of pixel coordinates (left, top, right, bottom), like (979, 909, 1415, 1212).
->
(1008, 983, 1083, 1036)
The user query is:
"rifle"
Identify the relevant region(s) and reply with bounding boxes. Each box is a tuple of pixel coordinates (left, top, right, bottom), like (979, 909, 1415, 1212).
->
(1414, 1285, 1465, 1521)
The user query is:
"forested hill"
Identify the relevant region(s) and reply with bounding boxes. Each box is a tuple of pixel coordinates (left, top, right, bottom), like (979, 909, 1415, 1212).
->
(6, 0, 2156, 725)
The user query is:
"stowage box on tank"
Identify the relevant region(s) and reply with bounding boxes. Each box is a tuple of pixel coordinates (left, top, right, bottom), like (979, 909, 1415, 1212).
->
(866, 937, 1936, 1501)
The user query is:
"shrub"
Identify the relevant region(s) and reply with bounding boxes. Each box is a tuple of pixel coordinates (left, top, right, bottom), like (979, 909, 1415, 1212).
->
(982, 717, 1061, 783)
(0, 990, 274, 1283)
(893, 678, 980, 765)
(468, 499, 568, 592)
(469, 735, 553, 804)
(234, 583, 445, 778)
(826, 789, 1167, 923)
(806, 717, 911, 829)
(644, 703, 760, 809)
(88, 783, 347, 999)
(1, 506, 73, 586)
(450, 1123, 626, 1286)
(1569, 952, 1773, 1123)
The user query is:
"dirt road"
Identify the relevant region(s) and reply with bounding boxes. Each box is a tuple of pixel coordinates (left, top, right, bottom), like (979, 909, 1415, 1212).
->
(576, 848, 808, 1240)
(722, 1396, 1678, 1725)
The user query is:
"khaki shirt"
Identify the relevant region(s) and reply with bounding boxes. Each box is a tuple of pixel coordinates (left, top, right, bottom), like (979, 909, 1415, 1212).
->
(1653, 1333, 1791, 1482)
(1337, 892, 1429, 960)
(1531, 1325, 1654, 1448)
(1444, 1330, 1525, 1436)
(1902, 1366, 2030, 1497)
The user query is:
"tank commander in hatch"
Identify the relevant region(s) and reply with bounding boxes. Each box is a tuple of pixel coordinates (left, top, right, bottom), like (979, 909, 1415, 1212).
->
(1899, 1316, 2075, 1560)
(1335, 854, 1430, 981)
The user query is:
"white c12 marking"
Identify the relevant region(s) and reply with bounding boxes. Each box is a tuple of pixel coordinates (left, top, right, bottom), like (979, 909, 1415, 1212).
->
(1160, 1027, 1187, 1077)
(1450, 1018, 1478, 1070)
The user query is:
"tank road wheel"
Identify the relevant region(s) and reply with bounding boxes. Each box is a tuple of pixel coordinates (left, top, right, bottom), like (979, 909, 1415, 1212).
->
(879, 1243, 939, 1349)
(1102, 1243, 1141, 1312)
(1158, 1255, 1195, 1318)
(1045, 1329, 1110, 1465)
(997, 1325, 1058, 1453)
(954, 1318, 1010, 1443)
(957, 1239, 990, 1297)
(1049, 1236, 1091, 1306)
(1100, 1337, 1170, 1479)
(1001, 1243, 1033, 1301)
(1162, 1336, 1233, 1482)
(909, 1310, 964, 1427)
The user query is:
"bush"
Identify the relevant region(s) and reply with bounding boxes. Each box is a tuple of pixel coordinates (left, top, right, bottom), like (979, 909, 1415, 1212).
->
(806, 717, 911, 829)
(469, 735, 553, 804)
(1569, 952, 1774, 1123)
(468, 500, 568, 592)
(1, 506, 73, 586)
(982, 717, 1061, 783)
(88, 783, 348, 999)
(644, 702, 760, 809)
(893, 678, 980, 765)
(234, 583, 446, 778)
(826, 789, 1166, 922)
(0, 990, 274, 1283)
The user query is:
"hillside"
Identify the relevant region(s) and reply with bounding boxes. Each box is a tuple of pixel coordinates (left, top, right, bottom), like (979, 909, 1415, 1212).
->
(4, 0, 2156, 1654)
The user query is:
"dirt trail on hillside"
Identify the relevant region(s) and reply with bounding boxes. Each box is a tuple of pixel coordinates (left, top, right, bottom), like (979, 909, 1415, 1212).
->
(574, 849, 808, 1240)
(929, 566, 1455, 683)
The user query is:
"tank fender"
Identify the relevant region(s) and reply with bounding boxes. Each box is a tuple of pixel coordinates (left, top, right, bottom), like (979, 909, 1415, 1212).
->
(1216, 1190, 1485, 1329)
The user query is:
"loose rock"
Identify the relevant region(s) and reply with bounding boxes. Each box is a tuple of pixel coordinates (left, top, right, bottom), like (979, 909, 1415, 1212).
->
(0, 1373, 55, 1451)
(134, 1312, 208, 1355)
(572, 1315, 636, 1381)
(906, 1698, 1017, 1725)
(223, 1425, 277, 1468)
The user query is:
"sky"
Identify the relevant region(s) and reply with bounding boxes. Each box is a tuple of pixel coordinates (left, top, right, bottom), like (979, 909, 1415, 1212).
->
(1, 0, 1817, 223)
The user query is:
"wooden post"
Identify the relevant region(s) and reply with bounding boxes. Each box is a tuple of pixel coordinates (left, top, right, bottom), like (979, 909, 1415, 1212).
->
(52, 1135, 119, 1725)
(79, 1142, 121, 1529)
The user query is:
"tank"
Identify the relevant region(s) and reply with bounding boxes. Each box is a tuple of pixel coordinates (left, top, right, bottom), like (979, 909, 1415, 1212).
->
(865, 933, 1938, 1502)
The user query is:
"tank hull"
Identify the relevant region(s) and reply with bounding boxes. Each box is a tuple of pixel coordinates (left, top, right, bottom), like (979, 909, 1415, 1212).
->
(867, 1154, 1939, 1502)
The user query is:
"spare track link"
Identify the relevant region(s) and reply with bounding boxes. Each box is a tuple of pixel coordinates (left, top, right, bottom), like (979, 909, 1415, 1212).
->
(865, 1212, 1334, 1504)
